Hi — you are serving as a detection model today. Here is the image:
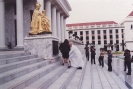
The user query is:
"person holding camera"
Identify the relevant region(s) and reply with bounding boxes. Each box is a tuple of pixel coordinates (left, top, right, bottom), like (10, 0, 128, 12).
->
(125, 50, 131, 75)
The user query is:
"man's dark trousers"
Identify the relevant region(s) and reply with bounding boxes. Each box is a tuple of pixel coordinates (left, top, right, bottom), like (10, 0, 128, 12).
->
(127, 61, 131, 74)
(86, 52, 89, 61)
(108, 59, 112, 71)
(91, 55, 95, 64)
(99, 56, 104, 67)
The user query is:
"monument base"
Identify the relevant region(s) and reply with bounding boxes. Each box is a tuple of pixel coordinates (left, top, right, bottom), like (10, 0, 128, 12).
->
(24, 34, 59, 59)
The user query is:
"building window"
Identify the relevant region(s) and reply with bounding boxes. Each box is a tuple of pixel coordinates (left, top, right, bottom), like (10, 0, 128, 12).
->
(103, 30, 106, 33)
(97, 30, 100, 34)
(86, 36, 89, 40)
(92, 31, 94, 34)
(110, 35, 112, 39)
(98, 41, 101, 44)
(86, 31, 89, 34)
(115, 29, 118, 33)
(92, 41, 95, 44)
(104, 35, 106, 39)
(110, 40, 113, 44)
(121, 29, 124, 33)
(92, 36, 95, 40)
(122, 35, 124, 38)
(104, 41, 107, 44)
(116, 40, 119, 43)
(98, 36, 101, 39)
(116, 35, 119, 38)
(109, 30, 112, 33)
(131, 25, 133, 29)
(74, 32, 77, 35)
(80, 31, 83, 35)
(80, 36, 83, 40)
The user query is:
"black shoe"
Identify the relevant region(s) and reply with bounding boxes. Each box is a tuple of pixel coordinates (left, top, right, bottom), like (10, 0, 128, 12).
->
(124, 70, 126, 71)
(62, 63, 64, 66)
(127, 73, 131, 75)
(68, 66, 71, 68)
(77, 67, 82, 69)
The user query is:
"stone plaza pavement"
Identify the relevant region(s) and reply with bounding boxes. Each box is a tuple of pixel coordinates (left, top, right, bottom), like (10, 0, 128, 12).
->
(0, 51, 131, 89)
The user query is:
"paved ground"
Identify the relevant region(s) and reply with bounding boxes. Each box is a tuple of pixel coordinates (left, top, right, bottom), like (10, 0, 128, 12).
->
(0, 51, 24, 55)
(105, 58, 133, 89)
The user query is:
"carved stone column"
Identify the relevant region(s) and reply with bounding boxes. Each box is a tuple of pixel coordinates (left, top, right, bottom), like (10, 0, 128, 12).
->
(56, 11, 61, 41)
(0, 0, 6, 49)
(16, 0, 24, 48)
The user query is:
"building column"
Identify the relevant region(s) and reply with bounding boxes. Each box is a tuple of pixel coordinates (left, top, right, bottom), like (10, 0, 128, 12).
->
(0, 0, 6, 48)
(51, 6, 57, 37)
(56, 11, 61, 41)
(119, 29, 122, 51)
(16, 0, 24, 47)
(89, 30, 92, 44)
(63, 18, 66, 39)
(95, 30, 98, 45)
(113, 29, 116, 51)
(45, 0, 51, 31)
(37, 0, 44, 11)
(107, 30, 110, 44)
(101, 30, 104, 47)
(60, 15, 64, 42)
(83, 31, 86, 44)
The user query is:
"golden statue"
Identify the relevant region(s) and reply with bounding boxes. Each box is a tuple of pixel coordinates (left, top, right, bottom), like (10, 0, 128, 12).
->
(29, 2, 50, 35)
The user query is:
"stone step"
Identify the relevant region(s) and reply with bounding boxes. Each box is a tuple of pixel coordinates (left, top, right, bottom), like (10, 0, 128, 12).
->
(24, 66, 67, 89)
(0, 59, 58, 85)
(0, 57, 44, 73)
(0, 61, 61, 89)
(66, 56, 87, 89)
(0, 52, 31, 59)
(0, 55, 38, 65)
(47, 67, 77, 89)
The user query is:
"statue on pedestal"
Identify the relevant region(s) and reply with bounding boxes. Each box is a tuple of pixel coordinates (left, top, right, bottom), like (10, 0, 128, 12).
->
(29, 2, 51, 35)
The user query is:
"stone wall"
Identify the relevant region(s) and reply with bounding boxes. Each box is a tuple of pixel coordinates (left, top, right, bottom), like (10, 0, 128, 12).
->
(23, 0, 36, 37)
(5, 3, 16, 48)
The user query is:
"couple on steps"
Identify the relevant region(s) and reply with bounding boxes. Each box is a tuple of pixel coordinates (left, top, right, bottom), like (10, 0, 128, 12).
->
(59, 39, 84, 69)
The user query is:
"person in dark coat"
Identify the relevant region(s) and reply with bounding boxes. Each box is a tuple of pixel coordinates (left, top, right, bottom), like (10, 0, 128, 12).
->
(125, 50, 131, 75)
(90, 46, 96, 64)
(84, 44, 89, 61)
(108, 50, 112, 72)
(59, 39, 71, 68)
(124, 49, 128, 71)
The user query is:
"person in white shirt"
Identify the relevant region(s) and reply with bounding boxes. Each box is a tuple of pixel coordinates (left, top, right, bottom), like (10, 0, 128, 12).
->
(69, 42, 84, 69)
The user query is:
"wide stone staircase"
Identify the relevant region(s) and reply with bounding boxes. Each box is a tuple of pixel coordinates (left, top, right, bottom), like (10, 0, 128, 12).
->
(0, 50, 129, 89)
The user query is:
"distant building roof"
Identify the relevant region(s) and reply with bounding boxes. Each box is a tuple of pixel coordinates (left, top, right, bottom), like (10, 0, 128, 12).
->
(127, 11, 133, 17)
(66, 21, 117, 27)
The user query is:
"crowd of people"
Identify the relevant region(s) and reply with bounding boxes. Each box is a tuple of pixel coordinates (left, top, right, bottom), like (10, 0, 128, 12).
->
(59, 40, 132, 75)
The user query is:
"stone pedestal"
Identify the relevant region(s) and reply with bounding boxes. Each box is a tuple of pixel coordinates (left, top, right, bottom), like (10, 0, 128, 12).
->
(24, 35, 59, 59)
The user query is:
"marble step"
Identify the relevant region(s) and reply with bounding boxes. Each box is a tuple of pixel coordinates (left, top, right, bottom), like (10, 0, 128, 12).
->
(0, 59, 58, 85)
(0, 61, 61, 89)
(66, 56, 87, 89)
(0, 52, 31, 59)
(104, 59, 128, 89)
(47, 67, 77, 89)
(0, 55, 38, 65)
(0, 57, 44, 73)
(24, 66, 67, 89)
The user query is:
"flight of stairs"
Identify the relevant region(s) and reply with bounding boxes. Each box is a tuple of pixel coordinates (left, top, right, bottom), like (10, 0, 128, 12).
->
(0, 51, 87, 89)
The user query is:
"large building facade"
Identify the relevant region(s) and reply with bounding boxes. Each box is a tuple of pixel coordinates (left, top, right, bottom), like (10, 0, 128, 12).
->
(0, 0, 71, 49)
(66, 11, 133, 52)
(66, 21, 124, 51)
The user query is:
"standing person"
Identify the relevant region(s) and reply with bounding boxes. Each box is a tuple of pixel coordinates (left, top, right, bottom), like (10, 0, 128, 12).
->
(99, 48, 104, 67)
(91, 46, 96, 64)
(124, 49, 128, 71)
(126, 50, 131, 75)
(69, 42, 84, 69)
(59, 39, 71, 68)
(108, 50, 112, 72)
(84, 44, 89, 61)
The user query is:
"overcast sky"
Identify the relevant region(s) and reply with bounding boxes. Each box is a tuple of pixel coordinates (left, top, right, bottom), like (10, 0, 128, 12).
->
(66, 0, 133, 24)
